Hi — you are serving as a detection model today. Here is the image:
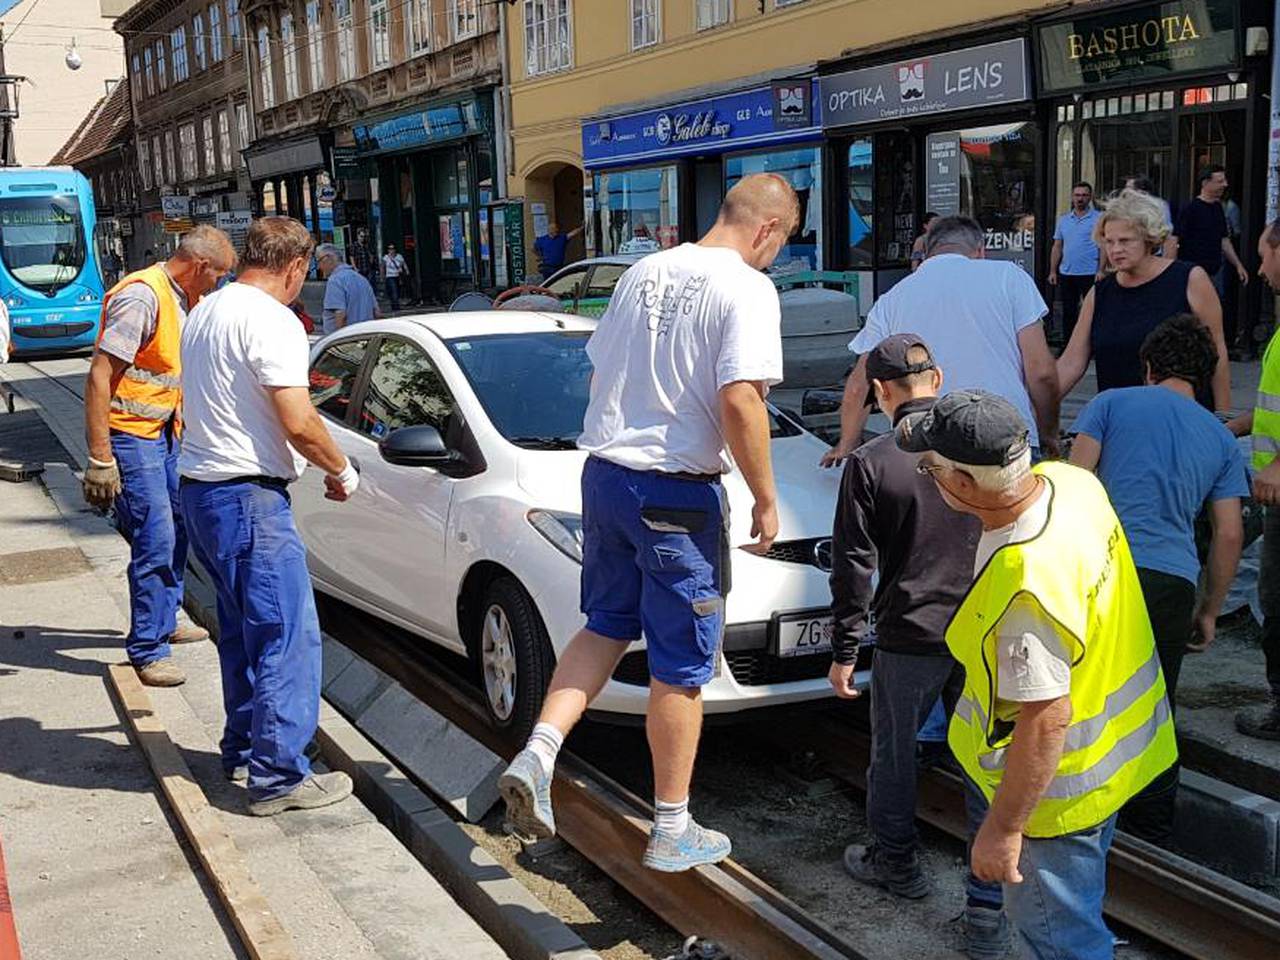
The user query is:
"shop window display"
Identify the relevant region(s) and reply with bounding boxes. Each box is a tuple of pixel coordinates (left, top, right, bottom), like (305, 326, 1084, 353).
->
(591, 165, 679, 256)
(725, 146, 821, 272)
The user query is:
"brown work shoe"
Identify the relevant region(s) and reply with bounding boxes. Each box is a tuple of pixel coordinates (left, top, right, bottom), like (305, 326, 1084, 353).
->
(170, 621, 210, 644)
(137, 657, 186, 686)
(248, 771, 353, 817)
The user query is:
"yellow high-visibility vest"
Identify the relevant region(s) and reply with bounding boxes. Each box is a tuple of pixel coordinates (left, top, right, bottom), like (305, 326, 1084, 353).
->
(96, 264, 183, 439)
(1253, 327, 1280, 471)
(945, 461, 1177, 838)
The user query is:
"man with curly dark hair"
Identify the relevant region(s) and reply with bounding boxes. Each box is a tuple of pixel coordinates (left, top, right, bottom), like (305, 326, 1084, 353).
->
(1068, 313, 1248, 845)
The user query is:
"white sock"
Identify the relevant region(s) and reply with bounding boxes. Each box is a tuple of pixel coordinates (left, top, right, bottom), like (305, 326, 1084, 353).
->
(526, 722, 563, 776)
(654, 796, 690, 836)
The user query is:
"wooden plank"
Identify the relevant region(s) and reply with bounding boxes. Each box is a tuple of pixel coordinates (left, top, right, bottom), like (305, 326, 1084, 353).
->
(106, 663, 297, 960)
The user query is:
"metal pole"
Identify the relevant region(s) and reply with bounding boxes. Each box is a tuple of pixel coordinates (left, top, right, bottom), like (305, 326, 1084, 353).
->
(0, 26, 13, 166)
(1268, 1, 1280, 223)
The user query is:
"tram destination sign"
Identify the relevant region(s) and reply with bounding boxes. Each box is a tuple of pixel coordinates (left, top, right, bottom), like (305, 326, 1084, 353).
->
(1038, 0, 1239, 93)
(820, 39, 1029, 129)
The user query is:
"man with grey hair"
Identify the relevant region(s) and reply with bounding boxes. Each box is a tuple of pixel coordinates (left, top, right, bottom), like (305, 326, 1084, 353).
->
(82, 224, 238, 686)
(822, 215, 1060, 467)
(317, 242, 378, 334)
(897, 389, 1176, 960)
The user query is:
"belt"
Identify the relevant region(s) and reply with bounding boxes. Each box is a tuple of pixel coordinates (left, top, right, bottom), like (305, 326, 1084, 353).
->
(179, 474, 290, 490)
(588, 455, 721, 484)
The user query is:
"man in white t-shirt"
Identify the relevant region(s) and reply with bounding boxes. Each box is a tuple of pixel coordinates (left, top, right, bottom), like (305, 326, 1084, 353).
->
(821, 216, 1060, 465)
(499, 174, 798, 872)
(179, 217, 361, 817)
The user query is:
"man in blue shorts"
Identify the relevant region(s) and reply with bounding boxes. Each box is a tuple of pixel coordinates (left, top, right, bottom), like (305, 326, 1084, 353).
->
(498, 173, 799, 871)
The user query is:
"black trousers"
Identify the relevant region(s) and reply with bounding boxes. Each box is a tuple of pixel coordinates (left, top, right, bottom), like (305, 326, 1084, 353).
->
(1058, 274, 1095, 344)
(1119, 567, 1195, 847)
(1261, 507, 1280, 696)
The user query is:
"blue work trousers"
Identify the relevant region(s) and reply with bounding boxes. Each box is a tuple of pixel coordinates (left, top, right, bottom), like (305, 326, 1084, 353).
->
(179, 479, 320, 800)
(111, 427, 187, 667)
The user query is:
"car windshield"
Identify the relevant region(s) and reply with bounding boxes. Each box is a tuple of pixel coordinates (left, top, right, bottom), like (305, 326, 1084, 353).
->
(446, 330, 801, 448)
(0, 194, 86, 295)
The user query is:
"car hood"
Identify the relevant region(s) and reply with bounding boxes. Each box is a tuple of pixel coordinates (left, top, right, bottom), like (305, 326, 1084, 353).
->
(513, 433, 839, 542)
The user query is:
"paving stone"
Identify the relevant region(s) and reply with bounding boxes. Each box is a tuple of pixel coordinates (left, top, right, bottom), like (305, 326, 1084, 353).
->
(1176, 769, 1280, 882)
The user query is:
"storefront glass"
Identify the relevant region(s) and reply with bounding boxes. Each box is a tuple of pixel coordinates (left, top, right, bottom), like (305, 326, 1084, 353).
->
(591, 164, 679, 256)
(724, 145, 822, 271)
(847, 138, 873, 268)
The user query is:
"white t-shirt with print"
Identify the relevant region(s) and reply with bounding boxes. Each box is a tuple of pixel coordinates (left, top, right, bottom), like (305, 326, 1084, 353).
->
(850, 254, 1048, 446)
(973, 482, 1073, 708)
(179, 282, 311, 482)
(578, 243, 783, 475)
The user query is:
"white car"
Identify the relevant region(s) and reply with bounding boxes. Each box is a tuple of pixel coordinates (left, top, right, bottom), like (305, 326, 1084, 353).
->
(292, 311, 861, 735)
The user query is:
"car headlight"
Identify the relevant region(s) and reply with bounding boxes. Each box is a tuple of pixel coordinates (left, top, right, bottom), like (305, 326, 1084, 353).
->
(527, 510, 584, 565)
(4, 293, 24, 308)
(77, 291, 97, 303)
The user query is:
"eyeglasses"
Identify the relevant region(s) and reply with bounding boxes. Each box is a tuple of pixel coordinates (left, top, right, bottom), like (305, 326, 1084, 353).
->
(915, 462, 948, 478)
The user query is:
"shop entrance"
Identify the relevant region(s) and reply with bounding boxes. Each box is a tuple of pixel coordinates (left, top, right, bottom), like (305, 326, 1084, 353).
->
(523, 160, 585, 276)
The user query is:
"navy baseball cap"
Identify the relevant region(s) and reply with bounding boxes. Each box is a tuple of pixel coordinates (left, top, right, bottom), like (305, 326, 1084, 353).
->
(863, 333, 936, 407)
(894, 389, 1030, 467)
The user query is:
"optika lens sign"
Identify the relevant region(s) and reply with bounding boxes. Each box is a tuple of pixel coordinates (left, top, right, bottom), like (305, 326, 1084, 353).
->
(820, 39, 1029, 128)
(1038, 0, 1238, 93)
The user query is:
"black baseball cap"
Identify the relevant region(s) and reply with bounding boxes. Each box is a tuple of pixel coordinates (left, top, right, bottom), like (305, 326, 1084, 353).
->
(894, 389, 1030, 467)
(864, 333, 937, 407)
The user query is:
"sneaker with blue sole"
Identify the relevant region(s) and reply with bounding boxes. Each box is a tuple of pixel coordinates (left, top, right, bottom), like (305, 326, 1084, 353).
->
(498, 749, 556, 840)
(642, 818, 732, 873)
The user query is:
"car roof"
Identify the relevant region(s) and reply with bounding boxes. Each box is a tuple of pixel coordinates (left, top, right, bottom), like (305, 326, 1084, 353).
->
(553, 254, 645, 271)
(348, 311, 598, 342)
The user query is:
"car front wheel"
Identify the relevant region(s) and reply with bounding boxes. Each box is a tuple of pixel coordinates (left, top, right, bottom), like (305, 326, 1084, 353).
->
(478, 577, 556, 740)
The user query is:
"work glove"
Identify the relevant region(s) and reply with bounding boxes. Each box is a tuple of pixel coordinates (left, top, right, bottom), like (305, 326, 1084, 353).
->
(83, 456, 122, 507)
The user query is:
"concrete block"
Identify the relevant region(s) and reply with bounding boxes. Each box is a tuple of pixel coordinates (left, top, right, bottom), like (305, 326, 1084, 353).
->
(1176, 769, 1280, 882)
(324, 652, 392, 719)
(321, 634, 356, 690)
(360, 684, 502, 822)
(0, 459, 42, 483)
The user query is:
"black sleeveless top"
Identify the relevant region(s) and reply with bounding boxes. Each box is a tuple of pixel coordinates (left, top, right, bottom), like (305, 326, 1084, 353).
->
(1090, 260, 1195, 392)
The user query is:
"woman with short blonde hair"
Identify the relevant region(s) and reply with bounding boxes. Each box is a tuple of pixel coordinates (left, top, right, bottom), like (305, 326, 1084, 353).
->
(1058, 189, 1230, 410)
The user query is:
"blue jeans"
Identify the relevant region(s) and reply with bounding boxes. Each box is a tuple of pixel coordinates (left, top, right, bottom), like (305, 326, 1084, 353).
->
(384, 276, 401, 311)
(1004, 815, 1117, 960)
(111, 427, 187, 667)
(179, 479, 320, 800)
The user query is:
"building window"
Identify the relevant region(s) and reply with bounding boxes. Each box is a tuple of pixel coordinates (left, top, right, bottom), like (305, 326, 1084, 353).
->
(236, 102, 250, 166)
(202, 115, 216, 174)
(179, 123, 198, 181)
(306, 1, 324, 90)
(155, 41, 167, 91)
(171, 25, 189, 82)
(524, 0, 571, 77)
(449, 0, 478, 41)
(138, 138, 152, 191)
(407, 0, 432, 55)
(257, 24, 275, 109)
(218, 110, 233, 170)
(209, 4, 224, 62)
(631, 0, 659, 49)
(164, 131, 176, 184)
(228, 0, 242, 52)
(726, 147, 822, 270)
(130, 53, 142, 100)
(281, 11, 300, 100)
(695, 0, 730, 30)
(592, 165, 679, 256)
(369, 0, 390, 68)
(335, 0, 354, 81)
(142, 47, 154, 96)
(193, 12, 207, 71)
(775, 0, 808, 6)
(152, 134, 164, 186)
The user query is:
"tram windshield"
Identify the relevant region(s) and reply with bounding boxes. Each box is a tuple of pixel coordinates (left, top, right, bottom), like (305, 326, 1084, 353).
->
(0, 194, 87, 295)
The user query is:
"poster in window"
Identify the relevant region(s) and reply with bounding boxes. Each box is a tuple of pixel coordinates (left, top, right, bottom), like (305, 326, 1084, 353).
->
(439, 215, 455, 259)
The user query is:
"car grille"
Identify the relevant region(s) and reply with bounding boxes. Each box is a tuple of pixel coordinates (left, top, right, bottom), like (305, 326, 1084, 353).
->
(611, 647, 832, 687)
(764, 537, 832, 571)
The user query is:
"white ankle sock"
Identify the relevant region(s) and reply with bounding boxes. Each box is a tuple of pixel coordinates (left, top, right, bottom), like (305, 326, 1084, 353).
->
(526, 722, 564, 776)
(654, 796, 690, 836)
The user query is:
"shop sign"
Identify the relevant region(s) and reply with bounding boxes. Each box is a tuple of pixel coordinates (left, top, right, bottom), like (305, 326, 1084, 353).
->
(191, 197, 220, 223)
(820, 39, 1029, 128)
(332, 145, 371, 180)
(1038, 0, 1238, 93)
(353, 98, 485, 156)
(215, 210, 253, 248)
(505, 200, 526, 285)
(582, 82, 821, 167)
(161, 195, 193, 233)
(246, 136, 327, 182)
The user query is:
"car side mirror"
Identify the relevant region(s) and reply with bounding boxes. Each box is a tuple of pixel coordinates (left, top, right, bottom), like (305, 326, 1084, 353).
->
(378, 425, 457, 468)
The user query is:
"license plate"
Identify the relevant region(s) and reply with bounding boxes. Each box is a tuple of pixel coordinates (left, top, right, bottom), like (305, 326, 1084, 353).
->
(774, 613, 834, 658)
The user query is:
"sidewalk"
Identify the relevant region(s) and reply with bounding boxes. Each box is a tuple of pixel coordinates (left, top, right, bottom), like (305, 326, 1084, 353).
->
(0, 420, 506, 958)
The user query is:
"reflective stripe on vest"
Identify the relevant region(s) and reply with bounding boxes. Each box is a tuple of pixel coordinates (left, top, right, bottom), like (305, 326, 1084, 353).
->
(123, 366, 181, 389)
(1258, 390, 1280, 414)
(1041, 697, 1171, 800)
(1254, 331, 1280, 470)
(111, 394, 178, 421)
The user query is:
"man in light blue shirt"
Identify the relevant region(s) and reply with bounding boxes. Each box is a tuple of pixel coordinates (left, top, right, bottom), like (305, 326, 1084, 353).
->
(1049, 182, 1101, 344)
(317, 244, 378, 335)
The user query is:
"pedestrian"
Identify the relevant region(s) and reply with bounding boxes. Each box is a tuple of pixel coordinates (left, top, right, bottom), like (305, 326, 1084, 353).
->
(1233, 220, 1280, 740)
(349, 227, 376, 286)
(534, 221, 585, 277)
(1124, 175, 1173, 234)
(1171, 165, 1249, 299)
(1069, 314, 1246, 845)
(1058, 189, 1231, 410)
(908, 212, 939, 271)
(81, 225, 237, 685)
(828, 334, 1007, 958)
(820, 215, 1060, 467)
(497, 173, 798, 871)
(897, 390, 1177, 960)
(316, 244, 378, 334)
(381, 243, 408, 312)
(1048, 182, 1101, 344)
(177, 216, 359, 814)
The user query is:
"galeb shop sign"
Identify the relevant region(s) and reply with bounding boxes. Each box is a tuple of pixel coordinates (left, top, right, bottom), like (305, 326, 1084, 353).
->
(1038, 0, 1239, 93)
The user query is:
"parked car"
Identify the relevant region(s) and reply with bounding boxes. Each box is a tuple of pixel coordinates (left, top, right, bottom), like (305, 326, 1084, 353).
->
(293, 311, 858, 737)
(543, 256, 861, 387)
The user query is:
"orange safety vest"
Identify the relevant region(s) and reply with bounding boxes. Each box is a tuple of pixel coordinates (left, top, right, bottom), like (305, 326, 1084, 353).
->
(96, 264, 183, 439)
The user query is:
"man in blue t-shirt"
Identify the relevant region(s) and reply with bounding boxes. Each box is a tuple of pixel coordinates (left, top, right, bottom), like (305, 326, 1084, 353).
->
(533, 221, 584, 277)
(1069, 313, 1247, 846)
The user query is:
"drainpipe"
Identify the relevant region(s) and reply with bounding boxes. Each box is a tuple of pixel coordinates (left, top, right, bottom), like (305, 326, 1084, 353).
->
(496, 3, 514, 194)
(1269, 4, 1280, 223)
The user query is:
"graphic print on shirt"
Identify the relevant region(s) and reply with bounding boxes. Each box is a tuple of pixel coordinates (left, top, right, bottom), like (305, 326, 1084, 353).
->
(635, 273, 710, 338)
